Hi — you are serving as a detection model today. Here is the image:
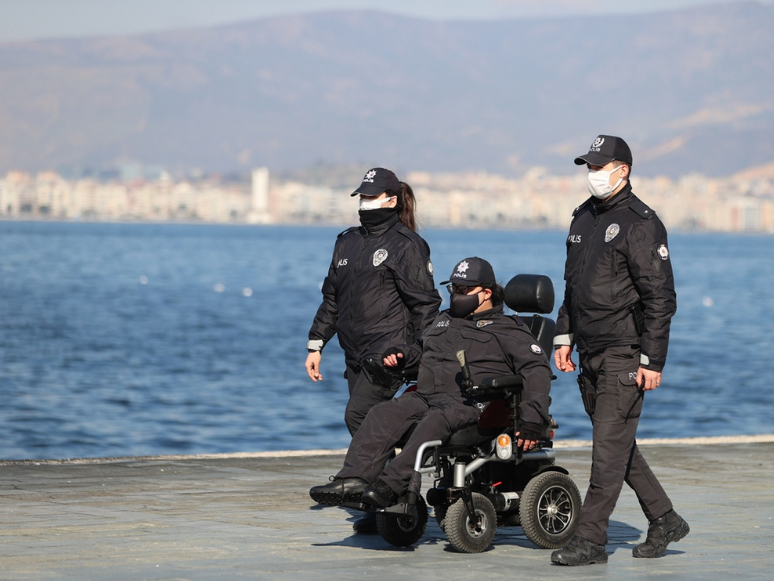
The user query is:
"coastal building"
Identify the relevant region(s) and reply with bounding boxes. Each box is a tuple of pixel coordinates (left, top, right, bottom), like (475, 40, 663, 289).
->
(248, 167, 271, 223)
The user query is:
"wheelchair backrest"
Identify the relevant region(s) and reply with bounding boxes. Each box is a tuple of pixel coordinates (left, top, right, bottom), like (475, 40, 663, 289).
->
(504, 274, 556, 356)
(518, 315, 556, 357)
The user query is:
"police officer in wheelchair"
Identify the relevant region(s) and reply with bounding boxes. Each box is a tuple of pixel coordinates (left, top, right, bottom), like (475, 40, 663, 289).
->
(310, 257, 552, 510)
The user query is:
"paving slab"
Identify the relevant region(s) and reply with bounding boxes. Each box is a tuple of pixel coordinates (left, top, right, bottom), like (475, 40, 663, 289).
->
(1, 437, 773, 580)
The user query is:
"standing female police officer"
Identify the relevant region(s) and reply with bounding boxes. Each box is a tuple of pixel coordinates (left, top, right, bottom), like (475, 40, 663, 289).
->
(305, 168, 441, 436)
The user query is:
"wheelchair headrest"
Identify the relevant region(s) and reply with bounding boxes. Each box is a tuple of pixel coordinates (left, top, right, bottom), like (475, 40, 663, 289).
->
(504, 274, 555, 314)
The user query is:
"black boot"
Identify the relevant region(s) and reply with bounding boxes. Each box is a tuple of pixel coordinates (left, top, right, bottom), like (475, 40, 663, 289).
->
(309, 477, 367, 506)
(551, 535, 608, 566)
(352, 512, 378, 534)
(633, 510, 690, 558)
(361, 478, 397, 508)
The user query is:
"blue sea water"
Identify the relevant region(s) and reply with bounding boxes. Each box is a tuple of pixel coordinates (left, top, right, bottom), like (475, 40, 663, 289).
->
(0, 221, 772, 460)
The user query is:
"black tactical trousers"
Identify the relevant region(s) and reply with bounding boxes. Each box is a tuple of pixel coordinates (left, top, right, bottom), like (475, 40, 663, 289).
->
(337, 390, 480, 495)
(575, 345, 673, 545)
(344, 366, 399, 436)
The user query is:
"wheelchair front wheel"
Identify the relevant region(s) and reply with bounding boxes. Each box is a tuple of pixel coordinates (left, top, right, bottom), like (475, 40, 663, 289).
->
(445, 493, 496, 553)
(376, 495, 428, 547)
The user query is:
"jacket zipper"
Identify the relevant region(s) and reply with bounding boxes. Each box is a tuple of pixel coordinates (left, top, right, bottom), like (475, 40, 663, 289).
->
(349, 232, 369, 363)
(579, 209, 603, 296)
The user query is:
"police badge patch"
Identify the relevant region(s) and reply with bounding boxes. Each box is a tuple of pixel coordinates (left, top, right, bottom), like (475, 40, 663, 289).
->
(476, 320, 493, 328)
(530, 344, 543, 354)
(372, 249, 388, 266)
(427, 260, 434, 275)
(604, 223, 620, 243)
(657, 244, 669, 260)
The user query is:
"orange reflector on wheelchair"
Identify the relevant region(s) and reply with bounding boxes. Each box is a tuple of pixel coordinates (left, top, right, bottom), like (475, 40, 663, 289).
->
(496, 434, 513, 460)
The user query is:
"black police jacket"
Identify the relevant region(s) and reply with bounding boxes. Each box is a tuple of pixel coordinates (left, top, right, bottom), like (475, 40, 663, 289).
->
(308, 213, 441, 370)
(395, 305, 552, 429)
(555, 184, 676, 371)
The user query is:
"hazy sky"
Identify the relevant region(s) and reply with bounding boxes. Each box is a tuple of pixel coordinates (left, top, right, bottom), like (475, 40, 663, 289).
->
(1, 0, 771, 42)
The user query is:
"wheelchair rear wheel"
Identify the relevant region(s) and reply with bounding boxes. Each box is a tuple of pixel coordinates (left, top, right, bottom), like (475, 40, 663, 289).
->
(519, 471, 581, 549)
(445, 493, 497, 553)
(376, 496, 428, 547)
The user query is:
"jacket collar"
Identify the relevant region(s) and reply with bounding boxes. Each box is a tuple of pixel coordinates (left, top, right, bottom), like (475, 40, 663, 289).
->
(591, 182, 633, 215)
(361, 211, 400, 237)
(470, 304, 503, 321)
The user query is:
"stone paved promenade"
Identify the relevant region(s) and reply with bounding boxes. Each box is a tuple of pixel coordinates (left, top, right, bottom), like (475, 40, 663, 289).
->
(2, 436, 773, 580)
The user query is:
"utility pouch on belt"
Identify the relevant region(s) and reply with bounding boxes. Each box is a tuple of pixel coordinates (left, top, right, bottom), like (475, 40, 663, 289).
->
(360, 357, 402, 392)
(577, 374, 596, 418)
(629, 303, 645, 336)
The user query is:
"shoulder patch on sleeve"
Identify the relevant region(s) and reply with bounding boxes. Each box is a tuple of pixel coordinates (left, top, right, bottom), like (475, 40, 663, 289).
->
(629, 198, 655, 220)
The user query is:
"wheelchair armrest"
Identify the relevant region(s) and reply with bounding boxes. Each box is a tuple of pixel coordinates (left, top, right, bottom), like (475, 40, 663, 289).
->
(481, 375, 523, 389)
(464, 374, 523, 397)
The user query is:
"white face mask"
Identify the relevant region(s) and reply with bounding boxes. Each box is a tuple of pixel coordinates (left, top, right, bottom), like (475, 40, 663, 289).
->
(587, 165, 626, 199)
(359, 196, 393, 211)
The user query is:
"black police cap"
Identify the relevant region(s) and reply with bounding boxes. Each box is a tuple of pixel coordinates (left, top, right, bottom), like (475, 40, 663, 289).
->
(351, 167, 401, 197)
(441, 257, 496, 287)
(574, 135, 633, 167)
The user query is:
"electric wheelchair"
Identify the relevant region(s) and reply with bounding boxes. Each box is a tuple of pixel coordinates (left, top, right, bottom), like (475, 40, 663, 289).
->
(341, 274, 582, 553)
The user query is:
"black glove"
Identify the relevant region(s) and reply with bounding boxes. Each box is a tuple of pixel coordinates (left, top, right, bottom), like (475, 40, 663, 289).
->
(381, 346, 406, 370)
(517, 422, 544, 443)
(360, 357, 401, 391)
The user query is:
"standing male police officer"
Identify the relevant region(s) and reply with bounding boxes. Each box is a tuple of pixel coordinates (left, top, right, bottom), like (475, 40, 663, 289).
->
(551, 135, 689, 566)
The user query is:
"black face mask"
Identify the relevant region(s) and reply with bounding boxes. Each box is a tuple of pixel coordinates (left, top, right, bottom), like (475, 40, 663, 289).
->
(358, 207, 397, 227)
(449, 291, 481, 318)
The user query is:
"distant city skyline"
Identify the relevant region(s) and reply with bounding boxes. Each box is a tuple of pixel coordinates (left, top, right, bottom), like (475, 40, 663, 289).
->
(2, 0, 772, 42)
(3, 165, 772, 234)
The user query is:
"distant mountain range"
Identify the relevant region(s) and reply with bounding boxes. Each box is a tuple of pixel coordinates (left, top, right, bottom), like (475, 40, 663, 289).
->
(0, 2, 772, 178)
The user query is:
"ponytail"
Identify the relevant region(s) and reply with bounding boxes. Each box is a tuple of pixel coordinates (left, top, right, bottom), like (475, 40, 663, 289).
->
(396, 181, 417, 232)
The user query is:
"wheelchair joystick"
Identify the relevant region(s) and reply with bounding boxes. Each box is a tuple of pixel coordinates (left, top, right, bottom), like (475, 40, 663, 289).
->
(456, 350, 474, 389)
